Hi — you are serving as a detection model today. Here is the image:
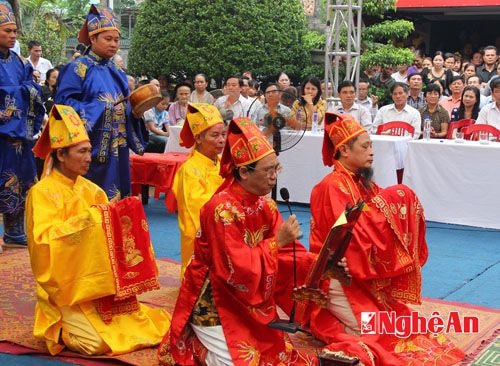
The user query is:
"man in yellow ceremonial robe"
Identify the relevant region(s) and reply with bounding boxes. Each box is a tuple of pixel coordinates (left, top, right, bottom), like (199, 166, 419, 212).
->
(26, 105, 171, 356)
(171, 103, 226, 275)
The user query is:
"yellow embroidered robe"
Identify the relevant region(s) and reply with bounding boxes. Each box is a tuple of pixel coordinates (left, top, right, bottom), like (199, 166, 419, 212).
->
(171, 150, 224, 274)
(26, 169, 170, 355)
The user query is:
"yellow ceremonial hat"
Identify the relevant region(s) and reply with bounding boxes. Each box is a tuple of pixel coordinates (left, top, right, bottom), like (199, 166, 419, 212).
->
(322, 112, 366, 167)
(179, 103, 224, 148)
(33, 105, 89, 160)
(219, 117, 275, 178)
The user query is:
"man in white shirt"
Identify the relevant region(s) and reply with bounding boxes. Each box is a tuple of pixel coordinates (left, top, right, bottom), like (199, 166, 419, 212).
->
(372, 82, 422, 139)
(356, 79, 378, 121)
(477, 78, 500, 129)
(214, 75, 250, 122)
(26, 40, 53, 84)
(330, 80, 372, 130)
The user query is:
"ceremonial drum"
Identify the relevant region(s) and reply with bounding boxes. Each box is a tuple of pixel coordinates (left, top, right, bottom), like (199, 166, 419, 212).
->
(128, 84, 162, 118)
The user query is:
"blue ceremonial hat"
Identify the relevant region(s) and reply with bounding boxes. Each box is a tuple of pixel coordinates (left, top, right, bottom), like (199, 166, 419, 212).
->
(78, 4, 120, 45)
(0, 0, 16, 27)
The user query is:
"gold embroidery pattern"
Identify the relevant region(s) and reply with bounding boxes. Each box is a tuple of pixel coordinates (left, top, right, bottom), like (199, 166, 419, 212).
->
(120, 215, 144, 268)
(226, 255, 249, 292)
(237, 341, 261, 366)
(243, 226, 268, 247)
(75, 61, 87, 79)
(214, 202, 245, 225)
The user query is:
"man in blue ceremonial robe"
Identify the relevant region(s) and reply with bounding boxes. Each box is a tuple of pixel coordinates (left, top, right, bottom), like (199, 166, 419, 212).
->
(55, 4, 147, 201)
(0, 0, 44, 247)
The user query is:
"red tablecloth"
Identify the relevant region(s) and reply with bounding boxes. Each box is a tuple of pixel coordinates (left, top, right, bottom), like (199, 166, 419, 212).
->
(130, 152, 189, 202)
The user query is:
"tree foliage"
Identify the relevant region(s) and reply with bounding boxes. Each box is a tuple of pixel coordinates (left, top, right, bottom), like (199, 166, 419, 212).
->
(129, 0, 311, 83)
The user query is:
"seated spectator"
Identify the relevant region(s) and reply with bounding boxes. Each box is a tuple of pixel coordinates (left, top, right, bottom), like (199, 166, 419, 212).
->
(406, 72, 426, 110)
(370, 65, 395, 105)
(391, 64, 409, 83)
(126, 75, 136, 92)
(477, 78, 500, 129)
(462, 63, 477, 83)
(190, 73, 215, 104)
(252, 83, 293, 129)
(422, 57, 432, 70)
(276, 71, 291, 89)
(214, 75, 250, 122)
(443, 52, 460, 76)
(439, 75, 464, 116)
(281, 85, 297, 107)
(471, 51, 483, 66)
(292, 76, 326, 130)
(372, 82, 422, 138)
(419, 83, 450, 138)
(169, 82, 192, 125)
(406, 49, 425, 75)
(329, 80, 372, 129)
(450, 86, 480, 122)
(452, 53, 463, 74)
(143, 90, 171, 152)
(356, 79, 378, 121)
(467, 75, 489, 108)
(28, 105, 171, 356)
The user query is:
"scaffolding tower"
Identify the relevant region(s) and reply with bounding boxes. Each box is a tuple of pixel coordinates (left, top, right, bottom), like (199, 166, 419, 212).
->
(324, 0, 363, 101)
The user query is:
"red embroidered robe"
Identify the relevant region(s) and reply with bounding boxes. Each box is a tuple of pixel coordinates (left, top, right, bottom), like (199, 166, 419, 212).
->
(309, 160, 464, 365)
(159, 181, 316, 365)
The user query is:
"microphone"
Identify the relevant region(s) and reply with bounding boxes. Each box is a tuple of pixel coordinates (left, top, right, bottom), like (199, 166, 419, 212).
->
(280, 187, 293, 216)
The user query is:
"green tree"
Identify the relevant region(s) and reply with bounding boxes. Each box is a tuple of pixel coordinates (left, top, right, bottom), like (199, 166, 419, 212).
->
(129, 0, 311, 83)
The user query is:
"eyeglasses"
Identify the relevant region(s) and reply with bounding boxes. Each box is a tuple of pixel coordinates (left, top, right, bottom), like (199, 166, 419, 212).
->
(247, 163, 283, 176)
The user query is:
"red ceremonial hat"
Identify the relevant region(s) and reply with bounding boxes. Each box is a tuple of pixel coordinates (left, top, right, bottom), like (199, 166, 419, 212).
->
(219, 117, 275, 178)
(322, 112, 366, 167)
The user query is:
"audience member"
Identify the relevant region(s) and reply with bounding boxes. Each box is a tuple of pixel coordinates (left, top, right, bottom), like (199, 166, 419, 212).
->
(450, 86, 481, 122)
(292, 76, 327, 130)
(26, 40, 53, 84)
(143, 90, 171, 152)
(126, 74, 136, 91)
(406, 49, 424, 74)
(439, 75, 465, 116)
(462, 63, 477, 82)
(169, 81, 192, 125)
(276, 71, 291, 89)
(356, 79, 378, 121)
(29, 105, 171, 356)
(391, 64, 409, 83)
(329, 80, 372, 129)
(252, 83, 293, 130)
(406, 72, 426, 110)
(471, 51, 483, 66)
(372, 82, 422, 138)
(55, 4, 148, 201)
(422, 51, 454, 90)
(41, 68, 59, 113)
(422, 57, 432, 70)
(214, 75, 250, 121)
(443, 52, 459, 75)
(467, 75, 489, 107)
(171, 104, 226, 275)
(476, 77, 500, 129)
(0, 0, 44, 248)
(476, 46, 498, 83)
(370, 65, 395, 105)
(419, 83, 450, 138)
(190, 73, 215, 104)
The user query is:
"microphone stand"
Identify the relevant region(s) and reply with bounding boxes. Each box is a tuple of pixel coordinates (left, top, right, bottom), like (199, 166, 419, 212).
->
(267, 189, 308, 334)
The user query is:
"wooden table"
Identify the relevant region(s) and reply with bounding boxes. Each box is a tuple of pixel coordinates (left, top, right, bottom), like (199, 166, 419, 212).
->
(130, 152, 189, 204)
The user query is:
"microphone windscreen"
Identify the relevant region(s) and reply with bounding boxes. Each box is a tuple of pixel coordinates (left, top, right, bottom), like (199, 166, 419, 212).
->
(280, 187, 290, 201)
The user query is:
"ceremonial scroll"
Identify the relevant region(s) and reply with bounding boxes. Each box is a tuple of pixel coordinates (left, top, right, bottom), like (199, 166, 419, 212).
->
(293, 200, 364, 308)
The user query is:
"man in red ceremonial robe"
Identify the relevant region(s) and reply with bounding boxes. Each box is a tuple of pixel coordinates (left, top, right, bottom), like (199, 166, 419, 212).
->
(158, 118, 317, 365)
(309, 113, 464, 365)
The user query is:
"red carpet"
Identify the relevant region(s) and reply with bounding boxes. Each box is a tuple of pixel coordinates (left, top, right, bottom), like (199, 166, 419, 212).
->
(0, 249, 498, 365)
